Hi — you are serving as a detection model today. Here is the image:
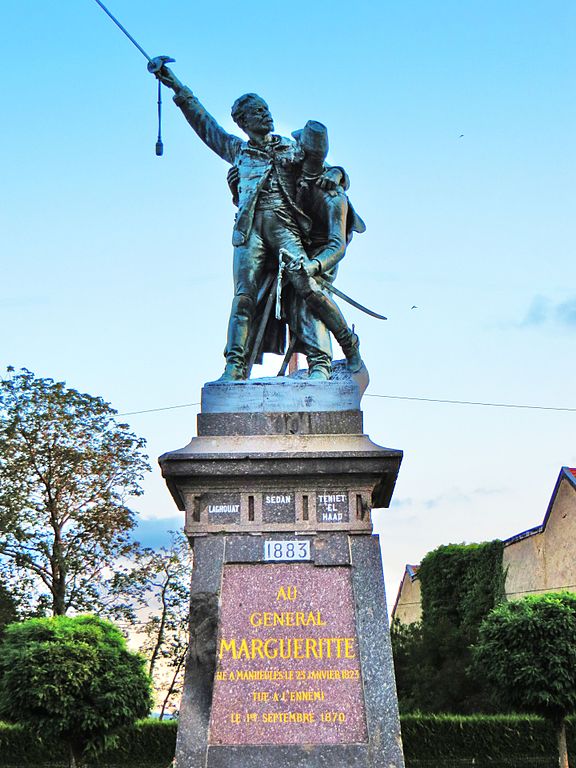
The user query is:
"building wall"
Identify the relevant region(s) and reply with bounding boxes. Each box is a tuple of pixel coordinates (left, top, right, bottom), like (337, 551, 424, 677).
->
(503, 530, 546, 599)
(504, 476, 576, 600)
(537, 478, 576, 594)
(393, 471, 576, 623)
(392, 571, 422, 624)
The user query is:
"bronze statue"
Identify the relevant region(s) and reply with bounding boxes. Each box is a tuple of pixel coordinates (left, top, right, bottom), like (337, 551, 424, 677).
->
(279, 121, 367, 379)
(149, 60, 366, 381)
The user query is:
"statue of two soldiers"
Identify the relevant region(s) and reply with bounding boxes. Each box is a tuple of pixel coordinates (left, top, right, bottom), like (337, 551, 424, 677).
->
(150, 59, 367, 382)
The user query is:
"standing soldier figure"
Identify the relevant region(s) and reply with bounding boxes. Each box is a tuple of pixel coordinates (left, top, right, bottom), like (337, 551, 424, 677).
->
(149, 60, 344, 381)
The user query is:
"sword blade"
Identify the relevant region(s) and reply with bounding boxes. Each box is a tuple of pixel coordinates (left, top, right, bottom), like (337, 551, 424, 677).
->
(93, 0, 152, 62)
(315, 275, 387, 320)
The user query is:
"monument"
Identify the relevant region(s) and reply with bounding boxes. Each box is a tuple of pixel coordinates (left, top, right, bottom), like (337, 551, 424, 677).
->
(147, 53, 405, 768)
(88, 3, 404, 760)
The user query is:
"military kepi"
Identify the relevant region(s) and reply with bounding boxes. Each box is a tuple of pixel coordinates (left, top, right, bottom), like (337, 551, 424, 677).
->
(292, 120, 329, 158)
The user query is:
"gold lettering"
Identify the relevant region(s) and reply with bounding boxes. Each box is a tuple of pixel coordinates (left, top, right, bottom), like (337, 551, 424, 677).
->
(262, 712, 315, 724)
(236, 639, 250, 660)
(219, 638, 237, 659)
(279, 639, 291, 659)
(264, 639, 278, 659)
(305, 638, 320, 659)
(276, 586, 297, 601)
(251, 638, 265, 659)
(293, 638, 304, 659)
(218, 636, 356, 661)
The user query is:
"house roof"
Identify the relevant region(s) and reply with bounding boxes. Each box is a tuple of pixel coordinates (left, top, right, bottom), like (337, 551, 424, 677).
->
(391, 564, 420, 620)
(503, 466, 576, 547)
(392, 467, 576, 617)
(406, 564, 419, 581)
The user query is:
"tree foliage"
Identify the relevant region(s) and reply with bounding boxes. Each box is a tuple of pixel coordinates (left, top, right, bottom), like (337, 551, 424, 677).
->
(0, 615, 152, 767)
(419, 540, 506, 635)
(392, 540, 505, 713)
(474, 592, 576, 768)
(0, 367, 149, 616)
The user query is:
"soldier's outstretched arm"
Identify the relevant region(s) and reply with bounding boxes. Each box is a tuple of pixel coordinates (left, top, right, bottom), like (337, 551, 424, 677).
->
(149, 59, 242, 165)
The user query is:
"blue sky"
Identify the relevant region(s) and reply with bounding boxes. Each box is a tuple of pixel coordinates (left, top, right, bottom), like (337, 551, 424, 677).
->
(2, 0, 575, 600)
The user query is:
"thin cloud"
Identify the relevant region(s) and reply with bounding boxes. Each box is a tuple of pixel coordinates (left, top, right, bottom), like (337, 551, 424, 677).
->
(521, 295, 576, 329)
(556, 298, 576, 327)
(396, 487, 506, 511)
(521, 296, 551, 327)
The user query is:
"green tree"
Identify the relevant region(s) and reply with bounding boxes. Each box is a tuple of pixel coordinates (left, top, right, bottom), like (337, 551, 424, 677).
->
(0, 367, 149, 616)
(391, 541, 505, 713)
(474, 592, 576, 768)
(0, 615, 152, 767)
(390, 618, 425, 712)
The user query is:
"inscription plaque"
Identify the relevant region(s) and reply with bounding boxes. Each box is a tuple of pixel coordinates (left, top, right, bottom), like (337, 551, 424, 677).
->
(264, 540, 311, 561)
(201, 493, 241, 524)
(262, 491, 296, 524)
(209, 563, 367, 745)
(316, 492, 349, 523)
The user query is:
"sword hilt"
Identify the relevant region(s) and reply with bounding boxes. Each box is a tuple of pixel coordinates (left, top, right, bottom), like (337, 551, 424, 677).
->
(147, 55, 175, 74)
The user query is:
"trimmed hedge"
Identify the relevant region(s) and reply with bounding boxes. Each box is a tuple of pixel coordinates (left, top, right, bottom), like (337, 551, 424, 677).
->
(0, 719, 176, 767)
(1, 714, 575, 767)
(0, 721, 67, 765)
(402, 714, 559, 760)
(101, 719, 177, 765)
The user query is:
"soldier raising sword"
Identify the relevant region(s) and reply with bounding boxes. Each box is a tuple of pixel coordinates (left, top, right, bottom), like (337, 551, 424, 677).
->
(149, 60, 366, 381)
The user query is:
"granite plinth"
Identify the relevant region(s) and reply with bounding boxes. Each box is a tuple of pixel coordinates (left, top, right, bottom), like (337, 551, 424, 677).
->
(197, 410, 363, 437)
(175, 534, 405, 768)
(159, 431, 402, 534)
(209, 564, 366, 746)
(167, 374, 404, 768)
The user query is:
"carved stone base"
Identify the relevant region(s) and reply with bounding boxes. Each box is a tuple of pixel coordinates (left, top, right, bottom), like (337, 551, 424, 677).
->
(159, 376, 405, 768)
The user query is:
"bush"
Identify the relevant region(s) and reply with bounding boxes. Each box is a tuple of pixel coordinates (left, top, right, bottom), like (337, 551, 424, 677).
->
(101, 719, 177, 765)
(403, 540, 506, 714)
(4, 715, 576, 767)
(0, 719, 176, 767)
(0, 720, 66, 765)
(474, 592, 576, 768)
(401, 714, 558, 761)
(0, 616, 152, 766)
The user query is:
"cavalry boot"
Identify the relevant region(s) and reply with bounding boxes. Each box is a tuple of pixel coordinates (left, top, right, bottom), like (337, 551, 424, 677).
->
(218, 362, 245, 382)
(308, 366, 330, 380)
(220, 294, 254, 381)
(302, 287, 363, 373)
(305, 346, 332, 380)
(334, 326, 363, 373)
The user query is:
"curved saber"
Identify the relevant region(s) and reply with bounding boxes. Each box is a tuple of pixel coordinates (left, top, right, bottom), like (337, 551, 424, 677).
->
(315, 275, 387, 320)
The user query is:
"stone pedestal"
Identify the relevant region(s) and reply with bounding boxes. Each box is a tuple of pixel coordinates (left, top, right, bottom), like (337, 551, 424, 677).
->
(159, 374, 405, 768)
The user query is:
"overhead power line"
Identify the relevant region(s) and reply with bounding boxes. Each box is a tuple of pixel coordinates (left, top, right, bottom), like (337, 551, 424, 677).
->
(117, 394, 576, 417)
(365, 394, 576, 412)
(119, 402, 201, 416)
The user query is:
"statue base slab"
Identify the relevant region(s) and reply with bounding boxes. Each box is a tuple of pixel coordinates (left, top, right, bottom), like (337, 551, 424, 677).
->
(159, 375, 405, 768)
